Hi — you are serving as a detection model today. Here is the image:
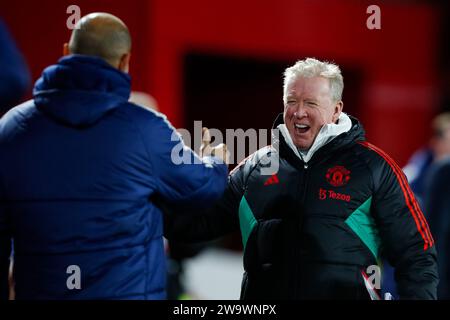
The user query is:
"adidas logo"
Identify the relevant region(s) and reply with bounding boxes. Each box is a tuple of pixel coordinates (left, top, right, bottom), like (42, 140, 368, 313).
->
(264, 174, 279, 186)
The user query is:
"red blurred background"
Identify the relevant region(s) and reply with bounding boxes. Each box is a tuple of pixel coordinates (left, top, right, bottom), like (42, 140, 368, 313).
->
(1, 0, 449, 165)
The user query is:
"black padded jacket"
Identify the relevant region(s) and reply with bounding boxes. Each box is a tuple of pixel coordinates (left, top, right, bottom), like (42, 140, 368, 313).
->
(165, 114, 438, 300)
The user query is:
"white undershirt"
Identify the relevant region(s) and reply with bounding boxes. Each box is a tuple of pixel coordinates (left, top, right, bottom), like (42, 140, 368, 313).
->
(277, 112, 352, 163)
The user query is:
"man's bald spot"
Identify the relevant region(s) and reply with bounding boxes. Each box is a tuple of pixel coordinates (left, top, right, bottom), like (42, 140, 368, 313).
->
(69, 13, 131, 66)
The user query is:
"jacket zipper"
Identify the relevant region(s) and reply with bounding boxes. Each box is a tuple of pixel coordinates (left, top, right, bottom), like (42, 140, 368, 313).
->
(293, 159, 309, 299)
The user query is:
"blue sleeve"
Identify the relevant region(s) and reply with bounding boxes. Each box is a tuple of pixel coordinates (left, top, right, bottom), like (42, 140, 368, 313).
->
(0, 184, 12, 300)
(138, 111, 228, 206)
(0, 19, 31, 112)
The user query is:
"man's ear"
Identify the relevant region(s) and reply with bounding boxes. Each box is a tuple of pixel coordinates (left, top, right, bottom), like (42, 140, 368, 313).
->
(63, 43, 70, 56)
(118, 53, 131, 73)
(332, 101, 344, 123)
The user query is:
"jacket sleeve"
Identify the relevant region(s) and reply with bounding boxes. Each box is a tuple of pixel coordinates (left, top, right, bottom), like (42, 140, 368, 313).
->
(367, 144, 438, 299)
(423, 162, 450, 299)
(136, 111, 228, 207)
(0, 186, 11, 300)
(163, 160, 246, 243)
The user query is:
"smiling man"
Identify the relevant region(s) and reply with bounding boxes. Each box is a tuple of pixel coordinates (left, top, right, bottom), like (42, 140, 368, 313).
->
(284, 74, 342, 149)
(280, 62, 347, 165)
(165, 58, 438, 300)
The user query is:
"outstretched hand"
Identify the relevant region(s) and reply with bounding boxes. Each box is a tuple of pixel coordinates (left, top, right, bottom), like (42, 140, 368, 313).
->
(200, 127, 229, 165)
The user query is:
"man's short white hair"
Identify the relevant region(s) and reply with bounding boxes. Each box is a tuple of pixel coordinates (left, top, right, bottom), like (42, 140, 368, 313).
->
(283, 58, 344, 103)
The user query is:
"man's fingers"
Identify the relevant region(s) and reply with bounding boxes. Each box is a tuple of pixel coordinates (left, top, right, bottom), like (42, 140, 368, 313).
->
(200, 128, 229, 164)
(211, 143, 229, 165)
(200, 127, 212, 157)
(202, 127, 211, 144)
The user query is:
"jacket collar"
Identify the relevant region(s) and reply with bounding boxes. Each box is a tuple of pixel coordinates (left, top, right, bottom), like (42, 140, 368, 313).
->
(277, 112, 352, 163)
(272, 112, 365, 167)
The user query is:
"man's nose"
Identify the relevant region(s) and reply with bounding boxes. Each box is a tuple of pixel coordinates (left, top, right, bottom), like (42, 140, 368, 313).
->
(293, 103, 307, 118)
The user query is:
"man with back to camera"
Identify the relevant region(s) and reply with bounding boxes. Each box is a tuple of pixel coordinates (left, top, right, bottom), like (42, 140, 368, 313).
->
(0, 13, 228, 300)
(165, 58, 439, 299)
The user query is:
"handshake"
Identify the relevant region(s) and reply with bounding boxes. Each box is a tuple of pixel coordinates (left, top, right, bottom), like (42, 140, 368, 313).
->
(199, 127, 229, 165)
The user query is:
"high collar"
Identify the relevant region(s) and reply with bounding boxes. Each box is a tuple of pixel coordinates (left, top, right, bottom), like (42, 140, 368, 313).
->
(278, 112, 352, 163)
(272, 112, 366, 166)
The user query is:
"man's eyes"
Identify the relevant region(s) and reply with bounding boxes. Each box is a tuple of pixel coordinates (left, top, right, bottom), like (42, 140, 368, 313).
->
(286, 100, 318, 106)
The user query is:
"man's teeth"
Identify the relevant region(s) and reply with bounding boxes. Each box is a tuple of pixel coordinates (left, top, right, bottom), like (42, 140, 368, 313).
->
(295, 124, 309, 129)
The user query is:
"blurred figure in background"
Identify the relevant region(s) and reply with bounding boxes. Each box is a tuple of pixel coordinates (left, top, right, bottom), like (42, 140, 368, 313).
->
(430, 112, 450, 162)
(0, 18, 31, 114)
(403, 112, 450, 204)
(420, 112, 450, 299)
(0, 12, 228, 300)
(424, 157, 450, 299)
(0, 16, 31, 301)
(129, 91, 159, 111)
(383, 112, 450, 299)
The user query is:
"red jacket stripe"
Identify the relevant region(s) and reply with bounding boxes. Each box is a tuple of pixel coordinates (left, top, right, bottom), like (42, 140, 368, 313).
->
(359, 141, 433, 248)
(360, 142, 434, 247)
(358, 141, 433, 250)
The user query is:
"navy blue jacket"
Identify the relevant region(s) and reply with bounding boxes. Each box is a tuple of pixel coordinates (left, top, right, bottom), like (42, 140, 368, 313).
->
(0, 55, 228, 299)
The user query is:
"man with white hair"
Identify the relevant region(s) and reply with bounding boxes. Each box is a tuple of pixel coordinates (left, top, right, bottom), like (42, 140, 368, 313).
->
(165, 58, 438, 299)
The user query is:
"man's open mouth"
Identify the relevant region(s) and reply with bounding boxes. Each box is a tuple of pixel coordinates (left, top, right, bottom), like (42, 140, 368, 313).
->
(295, 123, 310, 134)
